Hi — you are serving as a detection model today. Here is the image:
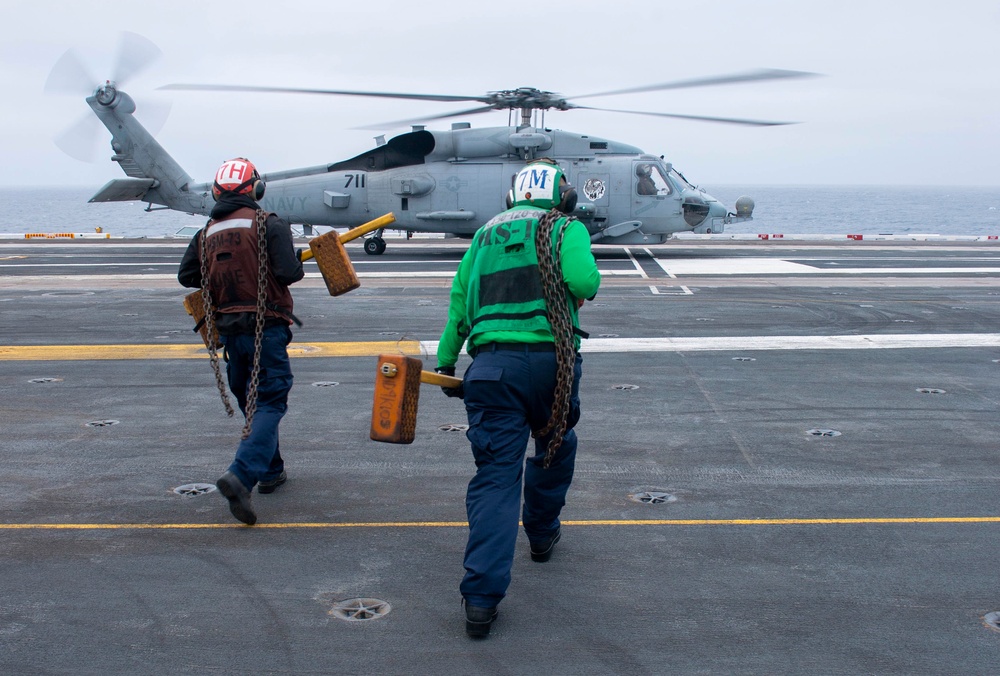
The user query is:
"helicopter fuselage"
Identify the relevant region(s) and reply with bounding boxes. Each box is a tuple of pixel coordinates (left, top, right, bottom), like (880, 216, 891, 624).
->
(87, 86, 754, 250)
(217, 126, 751, 245)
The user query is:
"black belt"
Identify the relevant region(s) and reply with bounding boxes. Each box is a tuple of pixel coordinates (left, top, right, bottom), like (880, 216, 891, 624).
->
(470, 342, 557, 358)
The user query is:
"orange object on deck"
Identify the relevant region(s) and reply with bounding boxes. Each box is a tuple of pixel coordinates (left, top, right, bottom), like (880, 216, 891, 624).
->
(304, 213, 395, 296)
(370, 354, 463, 444)
(182, 291, 220, 349)
(371, 354, 424, 444)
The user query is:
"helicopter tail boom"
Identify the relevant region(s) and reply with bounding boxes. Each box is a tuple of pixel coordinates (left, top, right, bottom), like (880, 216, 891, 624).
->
(85, 84, 210, 216)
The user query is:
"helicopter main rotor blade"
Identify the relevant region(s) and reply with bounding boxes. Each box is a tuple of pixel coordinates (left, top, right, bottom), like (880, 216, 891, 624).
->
(160, 83, 487, 104)
(158, 69, 816, 130)
(570, 104, 797, 127)
(354, 105, 500, 131)
(112, 31, 162, 86)
(571, 68, 819, 100)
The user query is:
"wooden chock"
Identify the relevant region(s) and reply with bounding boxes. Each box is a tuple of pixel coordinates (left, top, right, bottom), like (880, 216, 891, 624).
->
(370, 354, 464, 444)
(371, 354, 424, 444)
(303, 213, 395, 296)
(182, 290, 220, 349)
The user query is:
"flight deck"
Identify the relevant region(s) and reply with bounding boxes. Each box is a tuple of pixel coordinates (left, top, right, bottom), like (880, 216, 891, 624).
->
(1, 238, 999, 673)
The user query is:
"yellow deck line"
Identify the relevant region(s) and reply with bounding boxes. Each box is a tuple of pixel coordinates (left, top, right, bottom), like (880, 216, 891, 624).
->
(1, 516, 998, 530)
(0, 341, 424, 361)
(5, 333, 1000, 361)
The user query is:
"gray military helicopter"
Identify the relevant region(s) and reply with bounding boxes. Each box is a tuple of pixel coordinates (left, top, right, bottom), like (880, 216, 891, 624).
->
(48, 35, 815, 254)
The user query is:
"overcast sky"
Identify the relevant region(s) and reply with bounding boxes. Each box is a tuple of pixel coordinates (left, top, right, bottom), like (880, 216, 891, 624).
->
(3, 0, 999, 188)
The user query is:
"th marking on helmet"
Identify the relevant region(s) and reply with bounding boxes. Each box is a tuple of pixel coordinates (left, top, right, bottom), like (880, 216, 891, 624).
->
(216, 159, 252, 187)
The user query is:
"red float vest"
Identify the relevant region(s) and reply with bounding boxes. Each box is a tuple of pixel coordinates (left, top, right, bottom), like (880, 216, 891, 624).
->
(202, 207, 294, 323)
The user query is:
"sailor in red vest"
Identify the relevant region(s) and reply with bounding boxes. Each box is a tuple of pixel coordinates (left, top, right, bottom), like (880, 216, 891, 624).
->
(178, 157, 304, 525)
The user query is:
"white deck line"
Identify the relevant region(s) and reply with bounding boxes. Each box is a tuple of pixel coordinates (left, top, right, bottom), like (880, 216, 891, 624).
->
(417, 333, 1000, 355)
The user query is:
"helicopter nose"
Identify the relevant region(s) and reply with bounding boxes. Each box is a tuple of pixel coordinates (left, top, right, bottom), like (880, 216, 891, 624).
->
(708, 200, 729, 219)
(681, 193, 711, 227)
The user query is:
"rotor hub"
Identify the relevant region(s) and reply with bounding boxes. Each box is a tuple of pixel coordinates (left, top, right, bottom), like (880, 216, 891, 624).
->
(487, 88, 567, 111)
(95, 81, 118, 106)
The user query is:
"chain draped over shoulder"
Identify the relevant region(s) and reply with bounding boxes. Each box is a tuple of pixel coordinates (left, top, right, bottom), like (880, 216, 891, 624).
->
(199, 209, 270, 439)
(532, 208, 576, 468)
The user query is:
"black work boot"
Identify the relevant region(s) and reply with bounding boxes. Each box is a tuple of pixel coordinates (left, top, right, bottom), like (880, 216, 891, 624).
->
(463, 600, 498, 639)
(257, 470, 287, 494)
(216, 471, 257, 525)
(529, 528, 561, 563)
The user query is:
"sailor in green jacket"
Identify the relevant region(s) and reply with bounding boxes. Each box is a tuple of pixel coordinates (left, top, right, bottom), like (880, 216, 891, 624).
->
(435, 159, 601, 637)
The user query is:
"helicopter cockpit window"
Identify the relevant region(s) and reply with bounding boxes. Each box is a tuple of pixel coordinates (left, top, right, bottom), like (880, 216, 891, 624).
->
(635, 164, 671, 196)
(668, 168, 695, 191)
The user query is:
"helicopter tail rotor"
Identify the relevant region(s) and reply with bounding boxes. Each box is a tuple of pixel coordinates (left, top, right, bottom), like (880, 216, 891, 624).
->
(45, 32, 170, 163)
(53, 113, 105, 163)
(111, 32, 163, 86)
(43, 48, 97, 97)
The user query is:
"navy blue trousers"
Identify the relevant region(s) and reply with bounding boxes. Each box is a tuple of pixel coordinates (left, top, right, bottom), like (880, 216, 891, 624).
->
(460, 346, 583, 608)
(220, 324, 293, 490)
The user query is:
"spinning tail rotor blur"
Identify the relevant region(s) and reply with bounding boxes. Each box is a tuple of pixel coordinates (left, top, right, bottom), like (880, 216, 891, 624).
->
(45, 32, 170, 162)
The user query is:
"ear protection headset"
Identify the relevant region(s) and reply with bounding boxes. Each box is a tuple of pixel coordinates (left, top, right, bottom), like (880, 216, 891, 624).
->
(246, 169, 266, 201)
(507, 182, 576, 212)
(557, 181, 577, 213)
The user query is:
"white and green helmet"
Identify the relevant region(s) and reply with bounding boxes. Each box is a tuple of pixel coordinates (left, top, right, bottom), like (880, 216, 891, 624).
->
(511, 161, 565, 209)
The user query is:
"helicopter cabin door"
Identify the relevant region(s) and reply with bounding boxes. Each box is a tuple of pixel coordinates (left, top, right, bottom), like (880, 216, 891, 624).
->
(631, 161, 674, 219)
(425, 163, 503, 237)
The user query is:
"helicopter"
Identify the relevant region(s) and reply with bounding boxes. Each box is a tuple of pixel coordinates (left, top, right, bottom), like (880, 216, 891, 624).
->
(48, 35, 816, 254)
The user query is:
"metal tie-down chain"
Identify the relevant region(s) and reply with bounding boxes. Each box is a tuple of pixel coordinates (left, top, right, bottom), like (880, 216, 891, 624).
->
(241, 209, 269, 440)
(198, 209, 269, 440)
(533, 209, 576, 468)
(199, 230, 234, 418)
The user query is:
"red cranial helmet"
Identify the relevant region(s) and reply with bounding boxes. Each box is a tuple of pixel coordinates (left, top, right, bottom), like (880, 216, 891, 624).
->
(212, 157, 265, 200)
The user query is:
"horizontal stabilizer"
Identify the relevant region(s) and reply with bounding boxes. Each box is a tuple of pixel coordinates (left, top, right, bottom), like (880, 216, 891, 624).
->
(89, 178, 156, 203)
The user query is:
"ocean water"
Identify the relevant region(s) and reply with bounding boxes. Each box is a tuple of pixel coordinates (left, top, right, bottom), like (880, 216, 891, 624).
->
(1, 185, 998, 239)
(709, 185, 1000, 237)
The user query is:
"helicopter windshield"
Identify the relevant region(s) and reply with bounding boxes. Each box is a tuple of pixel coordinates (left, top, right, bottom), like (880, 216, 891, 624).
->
(634, 162, 672, 196)
(669, 168, 696, 191)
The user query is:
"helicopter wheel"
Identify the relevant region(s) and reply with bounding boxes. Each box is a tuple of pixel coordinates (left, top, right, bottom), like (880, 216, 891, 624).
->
(364, 237, 386, 256)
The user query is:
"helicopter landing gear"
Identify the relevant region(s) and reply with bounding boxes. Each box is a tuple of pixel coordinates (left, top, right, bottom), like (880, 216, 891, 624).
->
(364, 229, 387, 255)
